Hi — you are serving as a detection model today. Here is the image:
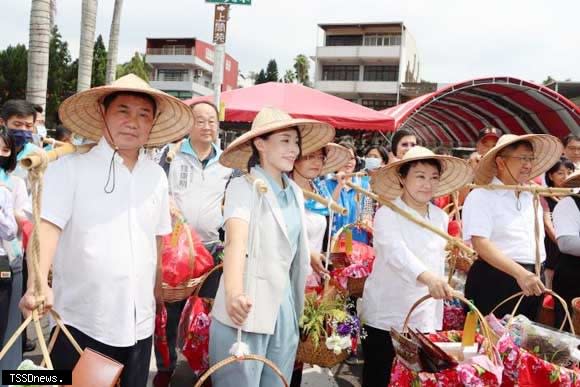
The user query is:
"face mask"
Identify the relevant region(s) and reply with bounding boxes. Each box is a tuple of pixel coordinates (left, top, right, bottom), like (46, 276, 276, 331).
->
(36, 124, 47, 138)
(8, 129, 33, 149)
(72, 135, 84, 146)
(363, 157, 382, 171)
(0, 156, 10, 171)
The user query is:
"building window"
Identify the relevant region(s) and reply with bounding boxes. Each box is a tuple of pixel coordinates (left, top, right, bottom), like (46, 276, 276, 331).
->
(363, 65, 399, 82)
(157, 69, 189, 82)
(325, 35, 363, 46)
(205, 48, 214, 62)
(361, 99, 397, 110)
(322, 65, 360, 81)
(363, 34, 402, 46)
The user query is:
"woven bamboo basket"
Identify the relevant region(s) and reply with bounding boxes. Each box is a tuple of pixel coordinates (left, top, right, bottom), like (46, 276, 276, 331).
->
(347, 277, 366, 298)
(572, 297, 580, 335)
(296, 335, 349, 368)
(162, 215, 203, 303)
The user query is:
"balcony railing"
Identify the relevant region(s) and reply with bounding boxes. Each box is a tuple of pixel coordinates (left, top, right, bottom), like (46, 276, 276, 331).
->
(146, 47, 194, 56)
(153, 74, 191, 82)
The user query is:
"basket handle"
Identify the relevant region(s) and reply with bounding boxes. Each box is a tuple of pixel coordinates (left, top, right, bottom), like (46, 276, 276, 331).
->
(193, 354, 289, 387)
(192, 263, 224, 300)
(402, 291, 500, 365)
(490, 289, 575, 334)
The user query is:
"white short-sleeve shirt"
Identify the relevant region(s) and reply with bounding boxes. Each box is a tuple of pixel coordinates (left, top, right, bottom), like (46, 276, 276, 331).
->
(462, 177, 546, 265)
(42, 138, 171, 347)
(553, 197, 580, 239)
(361, 197, 448, 332)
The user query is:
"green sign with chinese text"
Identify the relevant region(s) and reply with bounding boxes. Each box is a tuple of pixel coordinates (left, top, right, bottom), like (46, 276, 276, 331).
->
(206, 0, 251, 5)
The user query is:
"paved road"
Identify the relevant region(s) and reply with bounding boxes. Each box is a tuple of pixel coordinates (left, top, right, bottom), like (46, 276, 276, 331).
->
(24, 318, 363, 387)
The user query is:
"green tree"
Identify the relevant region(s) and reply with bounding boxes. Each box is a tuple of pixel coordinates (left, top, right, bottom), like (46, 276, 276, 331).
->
(0, 44, 28, 104)
(542, 76, 556, 85)
(265, 59, 278, 82)
(46, 25, 77, 127)
(91, 34, 107, 87)
(282, 69, 296, 83)
(254, 69, 267, 85)
(116, 52, 151, 81)
(293, 54, 310, 86)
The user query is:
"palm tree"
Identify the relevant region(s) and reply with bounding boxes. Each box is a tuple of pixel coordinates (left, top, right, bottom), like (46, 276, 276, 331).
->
(283, 69, 296, 83)
(293, 54, 311, 86)
(26, 0, 52, 112)
(105, 0, 123, 84)
(77, 0, 98, 91)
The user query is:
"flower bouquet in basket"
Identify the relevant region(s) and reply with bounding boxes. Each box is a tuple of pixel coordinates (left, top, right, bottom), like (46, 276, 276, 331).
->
(296, 282, 364, 368)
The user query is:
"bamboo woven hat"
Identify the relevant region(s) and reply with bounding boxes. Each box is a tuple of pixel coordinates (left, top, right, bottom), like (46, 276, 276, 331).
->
(563, 171, 580, 188)
(219, 107, 335, 171)
(318, 143, 351, 175)
(58, 74, 194, 147)
(474, 134, 563, 185)
(371, 146, 474, 200)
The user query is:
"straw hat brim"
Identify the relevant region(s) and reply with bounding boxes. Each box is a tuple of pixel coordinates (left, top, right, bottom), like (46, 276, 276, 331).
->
(371, 154, 474, 200)
(58, 83, 194, 147)
(563, 172, 580, 188)
(219, 118, 335, 171)
(474, 134, 563, 185)
(320, 143, 351, 175)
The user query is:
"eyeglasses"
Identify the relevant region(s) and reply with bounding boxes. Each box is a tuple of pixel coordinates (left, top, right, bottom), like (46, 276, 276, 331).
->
(194, 120, 217, 128)
(503, 155, 536, 164)
(302, 154, 327, 162)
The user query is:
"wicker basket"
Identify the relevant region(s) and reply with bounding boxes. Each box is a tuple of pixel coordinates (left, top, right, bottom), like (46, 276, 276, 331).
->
(347, 276, 366, 298)
(162, 212, 202, 303)
(296, 335, 349, 368)
(572, 297, 580, 335)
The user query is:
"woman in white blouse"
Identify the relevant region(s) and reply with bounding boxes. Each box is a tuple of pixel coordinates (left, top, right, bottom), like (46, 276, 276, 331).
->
(360, 146, 473, 387)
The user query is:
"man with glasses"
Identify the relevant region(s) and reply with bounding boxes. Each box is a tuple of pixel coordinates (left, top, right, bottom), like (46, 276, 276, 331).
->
(462, 134, 561, 320)
(154, 101, 232, 386)
(563, 135, 580, 170)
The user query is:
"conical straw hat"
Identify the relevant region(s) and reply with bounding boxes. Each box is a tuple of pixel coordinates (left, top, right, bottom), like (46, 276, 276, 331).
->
(219, 107, 335, 171)
(474, 134, 563, 185)
(371, 146, 474, 200)
(58, 74, 194, 147)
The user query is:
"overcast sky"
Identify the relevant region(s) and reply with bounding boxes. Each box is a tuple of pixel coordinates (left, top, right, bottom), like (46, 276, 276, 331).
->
(2, 0, 579, 84)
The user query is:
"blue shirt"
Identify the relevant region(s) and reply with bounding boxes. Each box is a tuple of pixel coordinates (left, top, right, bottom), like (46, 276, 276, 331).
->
(254, 166, 301, 260)
(304, 178, 333, 216)
(325, 175, 370, 243)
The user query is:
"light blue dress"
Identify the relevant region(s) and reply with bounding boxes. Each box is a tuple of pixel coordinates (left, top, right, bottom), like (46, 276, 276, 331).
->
(209, 167, 301, 387)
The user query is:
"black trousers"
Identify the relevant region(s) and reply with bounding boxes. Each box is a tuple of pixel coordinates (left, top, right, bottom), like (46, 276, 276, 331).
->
(51, 325, 152, 387)
(465, 259, 541, 320)
(0, 277, 11, 346)
(553, 258, 580, 332)
(361, 325, 394, 387)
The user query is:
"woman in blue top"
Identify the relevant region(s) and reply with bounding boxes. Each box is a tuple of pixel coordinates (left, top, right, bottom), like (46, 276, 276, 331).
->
(325, 142, 371, 243)
(209, 107, 334, 387)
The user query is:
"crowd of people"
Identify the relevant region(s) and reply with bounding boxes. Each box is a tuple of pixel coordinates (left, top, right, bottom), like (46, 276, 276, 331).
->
(0, 74, 579, 387)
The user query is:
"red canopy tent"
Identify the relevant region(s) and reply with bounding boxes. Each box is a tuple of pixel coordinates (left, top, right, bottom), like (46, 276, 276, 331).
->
(184, 82, 394, 132)
(382, 77, 580, 147)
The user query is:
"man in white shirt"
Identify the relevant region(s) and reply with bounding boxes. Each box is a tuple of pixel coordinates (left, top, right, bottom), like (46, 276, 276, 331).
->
(19, 75, 193, 387)
(153, 101, 231, 386)
(463, 134, 561, 320)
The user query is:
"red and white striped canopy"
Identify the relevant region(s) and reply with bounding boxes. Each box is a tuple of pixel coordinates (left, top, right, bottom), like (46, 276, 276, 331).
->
(382, 77, 580, 147)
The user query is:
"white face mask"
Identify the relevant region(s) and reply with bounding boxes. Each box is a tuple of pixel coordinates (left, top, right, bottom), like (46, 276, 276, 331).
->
(36, 124, 47, 138)
(363, 157, 382, 170)
(72, 135, 85, 146)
